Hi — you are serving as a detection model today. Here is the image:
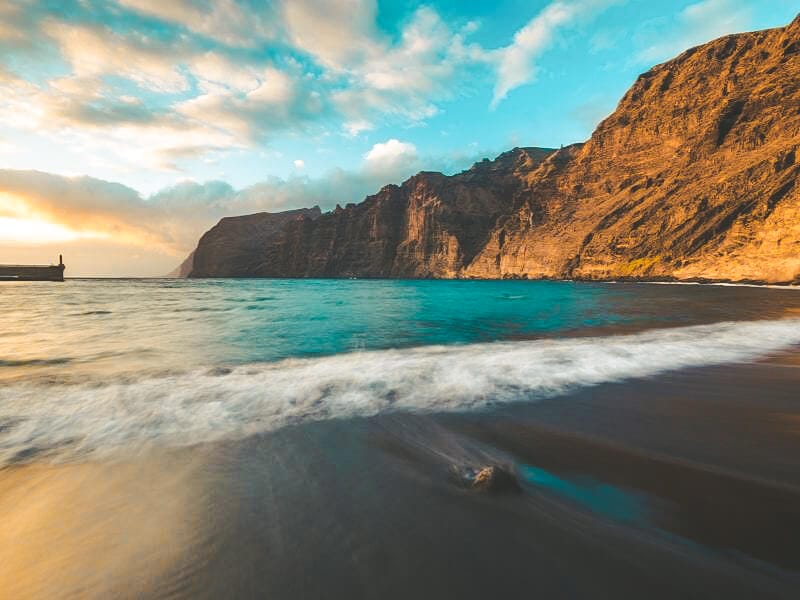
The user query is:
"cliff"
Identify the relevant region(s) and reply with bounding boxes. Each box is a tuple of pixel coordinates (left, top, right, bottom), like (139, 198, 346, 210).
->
(186, 15, 800, 284)
(189, 207, 321, 277)
(166, 250, 195, 278)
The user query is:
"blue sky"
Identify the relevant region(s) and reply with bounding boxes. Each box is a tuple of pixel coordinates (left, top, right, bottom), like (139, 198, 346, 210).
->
(0, 0, 797, 275)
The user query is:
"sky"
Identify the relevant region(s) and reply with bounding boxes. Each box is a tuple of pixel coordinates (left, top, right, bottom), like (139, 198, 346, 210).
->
(0, 0, 797, 276)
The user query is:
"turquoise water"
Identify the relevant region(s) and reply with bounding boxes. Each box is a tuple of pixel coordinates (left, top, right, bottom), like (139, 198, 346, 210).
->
(3, 279, 800, 599)
(519, 464, 649, 524)
(2, 279, 800, 464)
(3, 278, 799, 380)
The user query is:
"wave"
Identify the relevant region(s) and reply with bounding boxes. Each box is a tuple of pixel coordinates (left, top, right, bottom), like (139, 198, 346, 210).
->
(0, 357, 73, 367)
(2, 319, 800, 465)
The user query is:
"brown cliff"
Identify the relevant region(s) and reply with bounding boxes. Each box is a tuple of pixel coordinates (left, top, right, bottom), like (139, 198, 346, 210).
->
(189, 207, 321, 277)
(186, 15, 800, 283)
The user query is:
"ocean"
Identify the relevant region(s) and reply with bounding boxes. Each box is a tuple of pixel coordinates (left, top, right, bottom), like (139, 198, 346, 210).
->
(2, 279, 800, 598)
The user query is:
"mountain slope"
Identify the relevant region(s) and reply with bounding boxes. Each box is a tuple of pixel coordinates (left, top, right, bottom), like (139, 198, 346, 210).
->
(466, 13, 800, 282)
(185, 15, 800, 284)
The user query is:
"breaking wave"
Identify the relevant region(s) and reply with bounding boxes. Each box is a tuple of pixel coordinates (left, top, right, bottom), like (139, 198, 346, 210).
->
(2, 319, 800, 465)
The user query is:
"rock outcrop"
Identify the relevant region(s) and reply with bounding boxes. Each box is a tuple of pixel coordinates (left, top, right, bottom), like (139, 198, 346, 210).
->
(463, 465, 522, 494)
(189, 207, 321, 277)
(185, 15, 800, 284)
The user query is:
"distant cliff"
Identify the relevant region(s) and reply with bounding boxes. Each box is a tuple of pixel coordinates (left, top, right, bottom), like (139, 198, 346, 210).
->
(184, 15, 800, 284)
(188, 207, 321, 277)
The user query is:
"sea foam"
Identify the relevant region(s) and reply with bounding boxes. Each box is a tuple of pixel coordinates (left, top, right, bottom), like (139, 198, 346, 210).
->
(2, 319, 800, 465)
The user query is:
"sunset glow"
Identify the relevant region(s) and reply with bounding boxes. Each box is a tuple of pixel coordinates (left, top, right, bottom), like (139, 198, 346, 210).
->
(0, 0, 794, 278)
(0, 217, 107, 245)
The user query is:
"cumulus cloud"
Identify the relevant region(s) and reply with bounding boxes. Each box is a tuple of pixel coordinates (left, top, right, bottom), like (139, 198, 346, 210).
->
(636, 0, 753, 64)
(363, 139, 419, 172)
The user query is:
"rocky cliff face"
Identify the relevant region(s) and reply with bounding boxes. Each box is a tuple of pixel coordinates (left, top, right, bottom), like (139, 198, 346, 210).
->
(186, 15, 800, 283)
(189, 207, 321, 277)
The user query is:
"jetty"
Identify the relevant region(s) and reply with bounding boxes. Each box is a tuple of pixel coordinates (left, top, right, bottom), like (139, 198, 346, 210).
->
(0, 255, 65, 281)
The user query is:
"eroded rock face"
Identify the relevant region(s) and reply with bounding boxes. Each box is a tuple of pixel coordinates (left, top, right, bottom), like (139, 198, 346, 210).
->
(185, 15, 800, 283)
(466, 14, 800, 283)
(189, 207, 321, 277)
(187, 149, 551, 278)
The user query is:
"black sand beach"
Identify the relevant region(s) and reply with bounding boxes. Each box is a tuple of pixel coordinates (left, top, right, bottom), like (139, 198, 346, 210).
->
(2, 354, 799, 599)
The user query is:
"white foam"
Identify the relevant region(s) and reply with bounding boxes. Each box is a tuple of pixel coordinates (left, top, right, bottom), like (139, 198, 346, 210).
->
(2, 319, 800, 465)
(628, 281, 800, 290)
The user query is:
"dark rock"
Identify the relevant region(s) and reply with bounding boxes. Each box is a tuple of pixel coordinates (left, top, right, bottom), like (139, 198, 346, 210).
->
(457, 465, 522, 494)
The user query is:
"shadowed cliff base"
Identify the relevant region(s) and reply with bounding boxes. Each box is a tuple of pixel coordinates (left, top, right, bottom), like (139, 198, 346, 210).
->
(181, 15, 800, 284)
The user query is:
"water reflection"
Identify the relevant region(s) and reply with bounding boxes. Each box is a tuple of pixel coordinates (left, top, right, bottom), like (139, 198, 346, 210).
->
(519, 463, 650, 525)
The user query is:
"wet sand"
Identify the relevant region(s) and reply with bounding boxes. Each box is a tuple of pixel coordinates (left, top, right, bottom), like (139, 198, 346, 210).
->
(2, 356, 800, 599)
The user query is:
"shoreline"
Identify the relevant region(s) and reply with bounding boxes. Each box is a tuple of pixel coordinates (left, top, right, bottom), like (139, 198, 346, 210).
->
(60, 275, 800, 289)
(3, 358, 800, 598)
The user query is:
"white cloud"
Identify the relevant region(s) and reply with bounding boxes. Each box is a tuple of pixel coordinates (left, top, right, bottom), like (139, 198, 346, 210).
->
(636, 0, 753, 64)
(0, 3, 25, 43)
(0, 73, 241, 173)
(0, 0, 504, 174)
(0, 139, 485, 245)
(189, 52, 262, 92)
(0, 0, 597, 184)
(283, 0, 380, 69)
(117, 0, 277, 47)
(288, 3, 487, 125)
(175, 66, 324, 146)
(363, 139, 419, 171)
(491, 0, 618, 108)
(44, 21, 191, 93)
(293, 159, 305, 169)
(343, 119, 373, 137)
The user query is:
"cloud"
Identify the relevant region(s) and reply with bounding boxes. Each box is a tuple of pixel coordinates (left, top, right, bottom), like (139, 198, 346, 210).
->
(0, 139, 492, 275)
(285, 3, 488, 127)
(363, 139, 419, 172)
(0, 2, 26, 44)
(293, 159, 305, 169)
(0, 0, 555, 173)
(44, 21, 191, 94)
(116, 0, 278, 47)
(0, 75, 241, 173)
(636, 0, 753, 64)
(0, 0, 637, 193)
(175, 66, 324, 144)
(283, 0, 380, 69)
(491, 0, 618, 108)
(0, 2, 490, 171)
(0, 170, 171, 249)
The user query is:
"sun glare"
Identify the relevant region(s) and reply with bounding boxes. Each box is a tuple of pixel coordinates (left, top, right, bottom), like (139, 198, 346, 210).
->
(0, 217, 108, 244)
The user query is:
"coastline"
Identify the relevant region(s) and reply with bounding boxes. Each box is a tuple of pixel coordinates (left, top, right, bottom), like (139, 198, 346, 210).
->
(2, 357, 800, 599)
(173, 274, 800, 289)
(3, 278, 800, 598)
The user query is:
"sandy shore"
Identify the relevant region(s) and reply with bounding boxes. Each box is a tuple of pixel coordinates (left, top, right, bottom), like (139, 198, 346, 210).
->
(1, 355, 799, 599)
